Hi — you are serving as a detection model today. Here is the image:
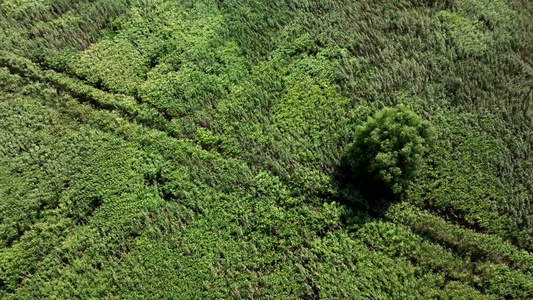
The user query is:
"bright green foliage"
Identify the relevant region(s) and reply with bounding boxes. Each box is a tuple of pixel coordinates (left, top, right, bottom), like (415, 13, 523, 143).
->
(347, 105, 434, 194)
(72, 39, 148, 95)
(1, 0, 532, 298)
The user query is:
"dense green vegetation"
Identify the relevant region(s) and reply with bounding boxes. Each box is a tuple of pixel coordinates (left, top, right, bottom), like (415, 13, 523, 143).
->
(0, 0, 531, 298)
(347, 105, 434, 195)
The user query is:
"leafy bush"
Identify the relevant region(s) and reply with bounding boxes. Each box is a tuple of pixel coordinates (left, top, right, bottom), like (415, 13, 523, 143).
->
(347, 105, 434, 195)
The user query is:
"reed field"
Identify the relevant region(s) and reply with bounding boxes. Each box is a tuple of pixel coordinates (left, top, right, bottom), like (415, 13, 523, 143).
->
(1, 0, 532, 298)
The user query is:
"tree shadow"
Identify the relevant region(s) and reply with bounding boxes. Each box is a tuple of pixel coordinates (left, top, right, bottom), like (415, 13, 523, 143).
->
(330, 156, 396, 229)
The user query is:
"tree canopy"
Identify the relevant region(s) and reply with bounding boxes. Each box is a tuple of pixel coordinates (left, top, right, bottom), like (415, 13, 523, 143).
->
(347, 105, 434, 195)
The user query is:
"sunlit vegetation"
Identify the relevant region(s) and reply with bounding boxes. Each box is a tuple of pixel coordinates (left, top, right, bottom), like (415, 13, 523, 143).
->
(1, 0, 532, 298)
(347, 105, 434, 195)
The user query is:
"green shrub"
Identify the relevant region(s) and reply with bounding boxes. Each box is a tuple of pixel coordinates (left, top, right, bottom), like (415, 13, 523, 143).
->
(347, 105, 434, 195)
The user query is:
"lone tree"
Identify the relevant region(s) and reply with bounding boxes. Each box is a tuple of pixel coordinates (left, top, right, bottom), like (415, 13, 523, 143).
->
(347, 105, 434, 195)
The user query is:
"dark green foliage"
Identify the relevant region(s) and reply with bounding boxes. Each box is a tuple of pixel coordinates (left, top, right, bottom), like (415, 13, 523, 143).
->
(347, 105, 434, 195)
(1, 0, 532, 298)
